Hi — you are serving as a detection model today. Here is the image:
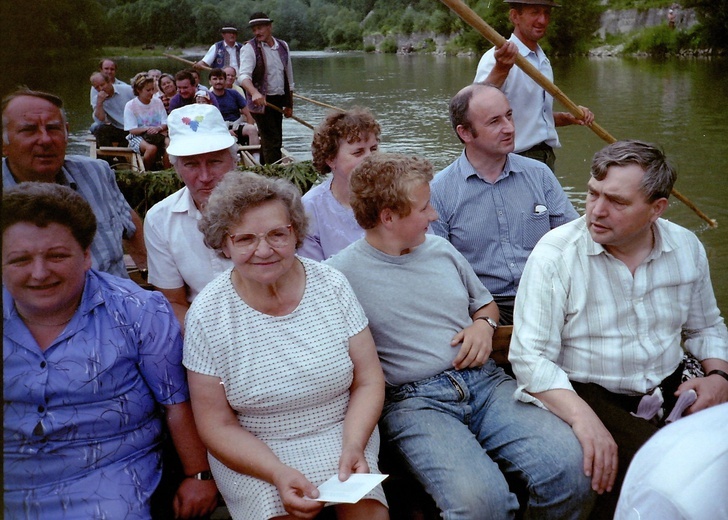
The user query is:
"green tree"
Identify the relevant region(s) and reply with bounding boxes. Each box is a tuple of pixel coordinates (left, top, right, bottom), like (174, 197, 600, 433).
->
(1, 0, 105, 64)
(547, 0, 603, 55)
(684, 0, 728, 49)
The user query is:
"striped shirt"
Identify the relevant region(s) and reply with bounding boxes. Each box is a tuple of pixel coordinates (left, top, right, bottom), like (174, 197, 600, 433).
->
(510, 216, 728, 403)
(3, 156, 135, 278)
(431, 151, 578, 298)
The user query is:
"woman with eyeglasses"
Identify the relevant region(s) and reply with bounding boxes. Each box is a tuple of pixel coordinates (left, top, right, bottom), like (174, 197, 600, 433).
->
(184, 171, 389, 520)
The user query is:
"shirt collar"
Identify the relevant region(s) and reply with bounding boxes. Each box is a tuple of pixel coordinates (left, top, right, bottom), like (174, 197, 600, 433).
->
(457, 151, 516, 184)
(585, 219, 674, 260)
(2, 157, 75, 189)
(170, 186, 202, 218)
(510, 33, 547, 63)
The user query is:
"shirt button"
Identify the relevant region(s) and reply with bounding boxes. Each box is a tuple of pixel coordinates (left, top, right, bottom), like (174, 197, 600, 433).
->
(38, 405, 45, 413)
(40, 361, 47, 369)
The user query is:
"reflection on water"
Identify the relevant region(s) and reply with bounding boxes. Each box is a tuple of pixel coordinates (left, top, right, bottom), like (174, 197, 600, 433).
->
(28, 51, 728, 310)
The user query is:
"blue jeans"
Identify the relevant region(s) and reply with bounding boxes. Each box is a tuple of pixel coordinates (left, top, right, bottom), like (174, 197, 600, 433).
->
(381, 361, 594, 520)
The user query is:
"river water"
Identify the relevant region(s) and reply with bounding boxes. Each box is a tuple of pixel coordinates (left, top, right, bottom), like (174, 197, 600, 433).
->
(26, 51, 728, 311)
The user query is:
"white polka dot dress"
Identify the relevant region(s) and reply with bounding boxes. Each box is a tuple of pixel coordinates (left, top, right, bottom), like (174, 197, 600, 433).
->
(184, 257, 387, 519)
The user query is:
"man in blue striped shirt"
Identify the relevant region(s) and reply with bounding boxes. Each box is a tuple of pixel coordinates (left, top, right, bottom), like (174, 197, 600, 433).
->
(431, 83, 578, 324)
(2, 88, 147, 279)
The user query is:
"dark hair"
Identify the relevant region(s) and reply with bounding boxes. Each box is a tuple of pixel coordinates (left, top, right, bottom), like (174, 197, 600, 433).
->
(158, 73, 175, 90)
(591, 140, 676, 201)
(350, 153, 434, 230)
(311, 108, 381, 174)
(2, 182, 97, 250)
(209, 68, 226, 80)
(175, 70, 196, 85)
(449, 83, 499, 143)
(98, 58, 117, 70)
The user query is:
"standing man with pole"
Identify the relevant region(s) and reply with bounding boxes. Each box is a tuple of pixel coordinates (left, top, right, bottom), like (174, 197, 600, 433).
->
(238, 12, 294, 165)
(195, 26, 243, 73)
(474, 0, 594, 171)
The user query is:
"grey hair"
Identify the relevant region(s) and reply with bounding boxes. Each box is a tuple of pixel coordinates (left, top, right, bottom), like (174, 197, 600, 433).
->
(2, 87, 68, 145)
(591, 140, 676, 201)
(199, 170, 308, 258)
(168, 143, 239, 166)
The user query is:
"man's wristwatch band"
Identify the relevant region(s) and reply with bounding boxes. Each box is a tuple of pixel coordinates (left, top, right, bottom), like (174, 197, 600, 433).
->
(187, 470, 214, 481)
(706, 369, 728, 384)
(474, 316, 499, 330)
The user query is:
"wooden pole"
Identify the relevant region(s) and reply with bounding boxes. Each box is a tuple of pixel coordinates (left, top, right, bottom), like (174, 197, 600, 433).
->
(265, 102, 315, 130)
(165, 54, 343, 112)
(438, 0, 717, 228)
(292, 93, 345, 112)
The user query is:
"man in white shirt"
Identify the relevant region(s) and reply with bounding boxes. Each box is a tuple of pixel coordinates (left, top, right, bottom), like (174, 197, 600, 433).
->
(510, 139, 728, 519)
(237, 12, 294, 165)
(195, 26, 243, 73)
(143, 104, 237, 331)
(474, 0, 593, 171)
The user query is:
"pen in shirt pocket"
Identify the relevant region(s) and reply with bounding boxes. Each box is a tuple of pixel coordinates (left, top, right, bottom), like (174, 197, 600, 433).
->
(533, 204, 547, 215)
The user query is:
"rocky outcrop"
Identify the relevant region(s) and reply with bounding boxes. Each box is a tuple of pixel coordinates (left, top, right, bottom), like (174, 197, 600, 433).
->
(597, 7, 697, 39)
(363, 32, 454, 54)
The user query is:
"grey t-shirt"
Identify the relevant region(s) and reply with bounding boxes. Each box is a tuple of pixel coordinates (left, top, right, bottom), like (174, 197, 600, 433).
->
(326, 235, 493, 386)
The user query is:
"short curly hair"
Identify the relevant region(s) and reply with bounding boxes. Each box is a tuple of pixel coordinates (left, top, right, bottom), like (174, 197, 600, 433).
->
(2, 182, 97, 250)
(350, 153, 434, 230)
(200, 170, 308, 257)
(311, 108, 381, 174)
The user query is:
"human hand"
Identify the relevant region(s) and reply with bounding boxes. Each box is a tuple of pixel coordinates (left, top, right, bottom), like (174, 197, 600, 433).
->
(493, 41, 518, 69)
(283, 107, 293, 118)
(576, 106, 594, 125)
(172, 478, 219, 519)
(450, 321, 493, 370)
(677, 374, 728, 414)
(273, 466, 324, 519)
(147, 126, 160, 135)
(97, 90, 109, 103)
(252, 92, 265, 107)
(570, 414, 618, 494)
(338, 445, 370, 482)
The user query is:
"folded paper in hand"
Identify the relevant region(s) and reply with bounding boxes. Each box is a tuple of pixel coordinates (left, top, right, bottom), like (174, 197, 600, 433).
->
(307, 473, 387, 504)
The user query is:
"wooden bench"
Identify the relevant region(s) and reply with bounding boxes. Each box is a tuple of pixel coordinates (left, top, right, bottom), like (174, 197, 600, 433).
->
(86, 136, 145, 172)
(237, 144, 262, 167)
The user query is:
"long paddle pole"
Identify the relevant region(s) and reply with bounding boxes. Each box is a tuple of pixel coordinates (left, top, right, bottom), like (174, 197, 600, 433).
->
(265, 102, 315, 130)
(164, 54, 343, 112)
(438, 0, 717, 228)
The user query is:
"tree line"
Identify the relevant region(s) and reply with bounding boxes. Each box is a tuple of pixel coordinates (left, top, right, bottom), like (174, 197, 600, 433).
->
(2, 0, 726, 72)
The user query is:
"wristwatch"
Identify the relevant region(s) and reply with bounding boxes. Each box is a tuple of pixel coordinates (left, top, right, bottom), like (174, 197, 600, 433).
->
(187, 470, 214, 481)
(475, 316, 498, 330)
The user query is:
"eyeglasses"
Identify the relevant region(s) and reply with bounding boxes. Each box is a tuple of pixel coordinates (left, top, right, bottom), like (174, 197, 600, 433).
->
(226, 224, 293, 252)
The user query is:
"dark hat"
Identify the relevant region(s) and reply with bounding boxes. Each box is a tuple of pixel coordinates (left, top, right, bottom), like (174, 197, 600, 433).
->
(249, 12, 273, 27)
(504, 0, 561, 6)
(221, 26, 238, 33)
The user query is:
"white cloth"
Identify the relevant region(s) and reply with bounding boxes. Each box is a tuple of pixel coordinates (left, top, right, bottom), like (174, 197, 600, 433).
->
(201, 42, 240, 71)
(510, 216, 728, 404)
(183, 258, 386, 520)
(238, 39, 295, 94)
(298, 176, 364, 261)
(474, 34, 559, 152)
(123, 96, 167, 131)
(143, 187, 232, 301)
(614, 403, 728, 520)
